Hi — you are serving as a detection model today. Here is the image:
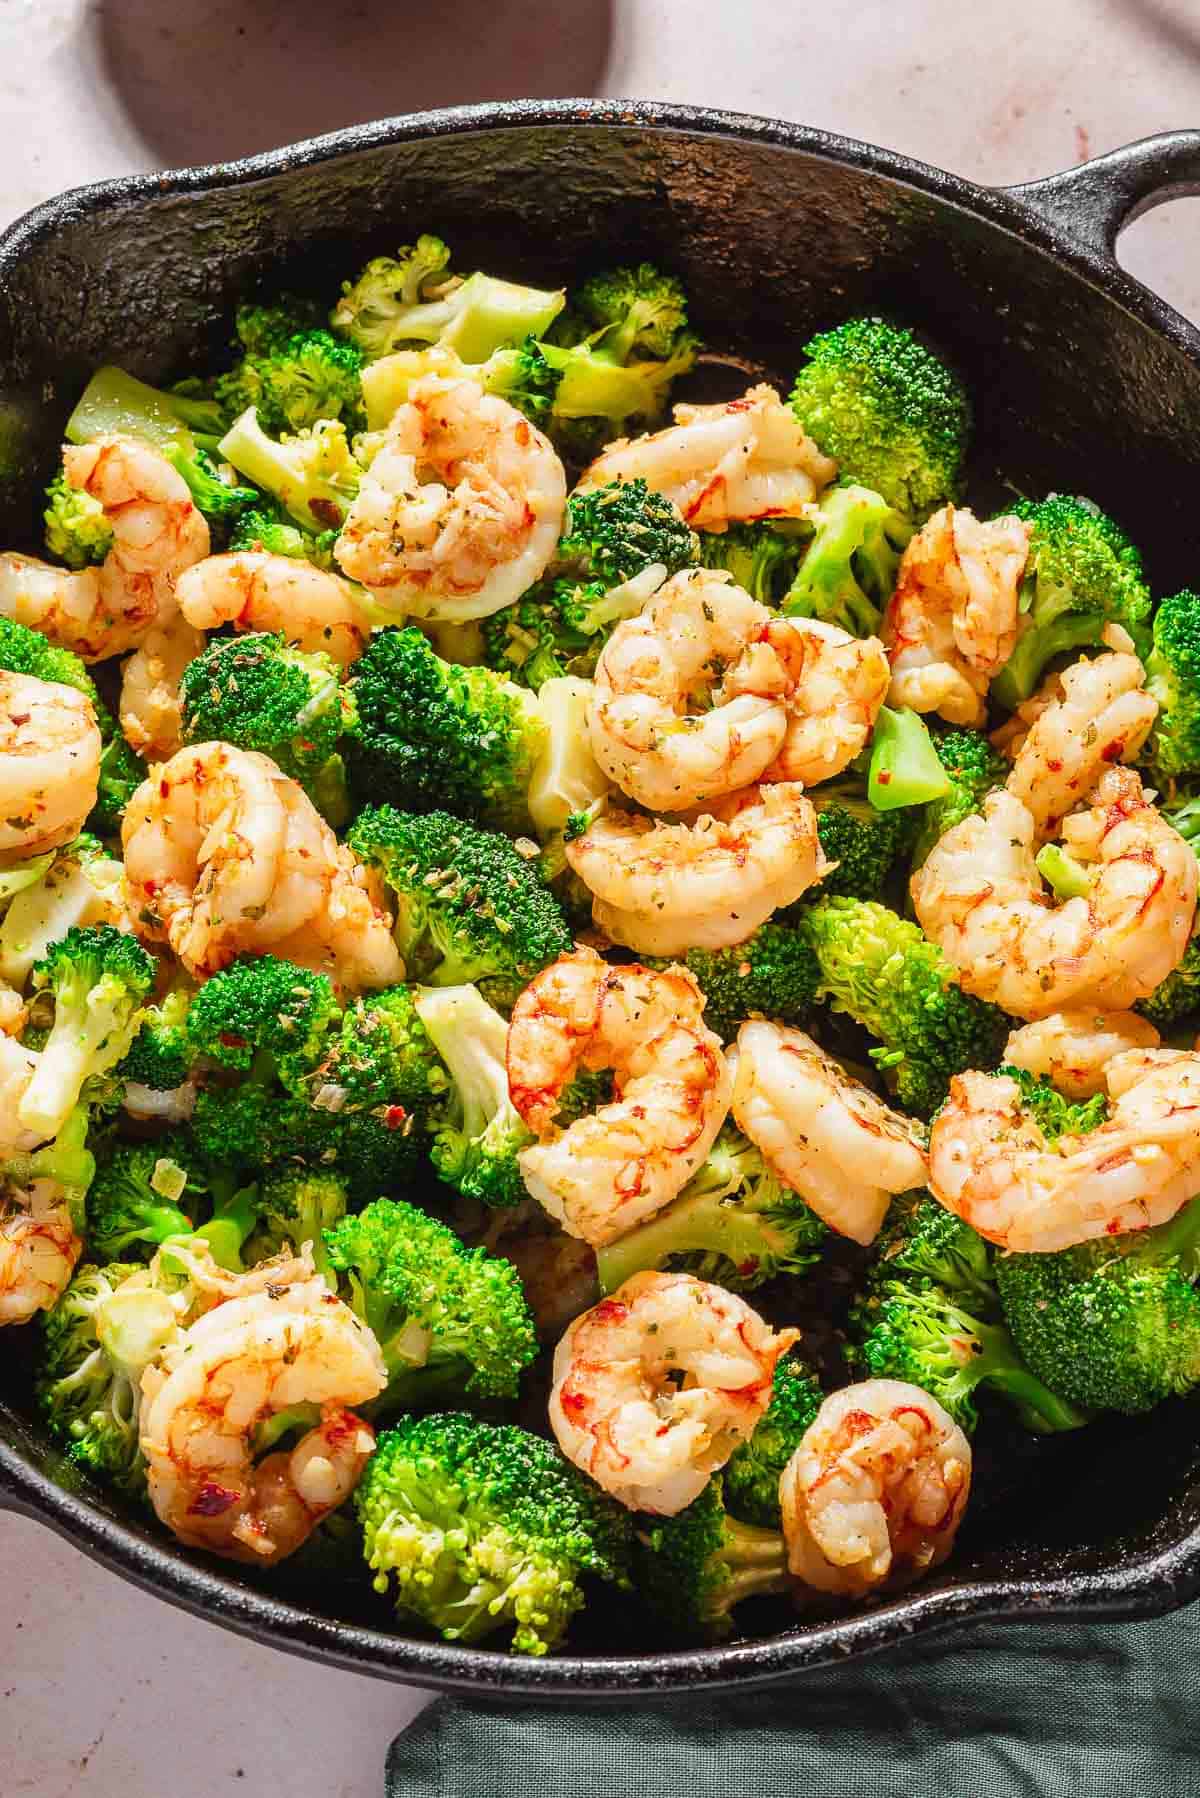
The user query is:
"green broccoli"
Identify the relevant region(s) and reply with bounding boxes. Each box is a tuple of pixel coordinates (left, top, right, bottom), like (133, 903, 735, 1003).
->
(867, 707, 953, 811)
(218, 409, 361, 533)
(1137, 925, 1200, 1028)
(214, 302, 365, 434)
(991, 495, 1152, 707)
(227, 502, 337, 569)
(1144, 589, 1200, 781)
(114, 987, 192, 1094)
(356, 337, 563, 438)
(910, 729, 1007, 868)
(797, 896, 1009, 1114)
(789, 318, 970, 519)
(3, 1109, 96, 1238)
(555, 478, 700, 587)
(694, 522, 803, 605)
(310, 984, 449, 1118)
(358, 1411, 632, 1656)
(244, 1167, 349, 1275)
(538, 333, 699, 464)
(646, 925, 821, 1043)
(636, 1474, 789, 1640)
(349, 806, 572, 1010)
(346, 627, 546, 830)
(414, 984, 533, 1210)
(0, 835, 126, 990)
(333, 238, 565, 364)
(43, 468, 113, 568)
(723, 1352, 824, 1529)
(998, 1063, 1108, 1141)
(572, 263, 691, 362)
(596, 1123, 827, 1294)
(870, 1189, 999, 1319)
(996, 1196, 1200, 1414)
(783, 483, 913, 635)
(20, 926, 155, 1139)
(85, 1134, 259, 1270)
(178, 632, 354, 824)
(324, 1197, 537, 1408)
(806, 775, 916, 901)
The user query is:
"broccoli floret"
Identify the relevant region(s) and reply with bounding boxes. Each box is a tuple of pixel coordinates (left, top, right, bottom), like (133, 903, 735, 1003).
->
(872, 1189, 999, 1318)
(525, 677, 611, 841)
(310, 984, 449, 1118)
(414, 984, 533, 1210)
(66, 364, 226, 456)
(186, 956, 340, 1087)
(991, 495, 1152, 707)
(996, 1196, 1200, 1414)
(244, 1166, 349, 1275)
(790, 319, 968, 519)
(227, 502, 337, 569)
(596, 1123, 827, 1294)
(333, 239, 565, 365)
(910, 729, 1008, 868)
(0, 835, 126, 990)
(807, 775, 916, 901)
(1137, 925, 1200, 1028)
(215, 303, 365, 434)
(1144, 589, 1200, 780)
(160, 444, 259, 543)
(636, 1474, 789, 1640)
(797, 897, 1008, 1114)
(647, 925, 820, 1043)
(92, 729, 145, 837)
(357, 338, 563, 438)
(346, 627, 546, 831)
(783, 483, 914, 635)
(218, 409, 361, 533)
(358, 1411, 632, 1656)
(349, 807, 572, 1010)
(4, 1109, 96, 1237)
(867, 707, 953, 811)
(695, 522, 803, 605)
(20, 926, 155, 1139)
(557, 478, 700, 587)
(0, 615, 98, 698)
(998, 1062, 1108, 1140)
(85, 1133, 259, 1270)
(43, 468, 113, 568)
(572, 263, 691, 363)
(324, 1197, 537, 1408)
(723, 1352, 824, 1529)
(114, 987, 192, 1093)
(36, 1261, 179, 1493)
(178, 632, 354, 824)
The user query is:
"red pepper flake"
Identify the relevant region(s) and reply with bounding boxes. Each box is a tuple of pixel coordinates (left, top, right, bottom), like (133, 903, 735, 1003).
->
(189, 1482, 239, 1517)
(876, 769, 892, 786)
(383, 1104, 408, 1131)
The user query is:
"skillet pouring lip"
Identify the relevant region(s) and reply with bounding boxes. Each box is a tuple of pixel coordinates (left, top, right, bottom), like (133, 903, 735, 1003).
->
(4, 96, 1200, 1695)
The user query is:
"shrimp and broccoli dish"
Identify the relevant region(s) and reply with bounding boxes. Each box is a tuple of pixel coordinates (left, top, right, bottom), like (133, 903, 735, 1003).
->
(6, 239, 1200, 1656)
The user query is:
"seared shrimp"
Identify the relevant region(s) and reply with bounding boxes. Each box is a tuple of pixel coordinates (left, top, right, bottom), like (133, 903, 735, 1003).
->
(732, 1023, 928, 1244)
(0, 1180, 83, 1325)
(0, 671, 101, 857)
(0, 1039, 44, 1156)
(911, 767, 1197, 1019)
(509, 948, 733, 1246)
(757, 617, 889, 785)
(549, 1270, 797, 1514)
(883, 506, 1030, 727)
(579, 384, 836, 530)
(780, 1380, 971, 1598)
(119, 618, 207, 759)
(334, 373, 566, 619)
(929, 1050, 1200, 1252)
(1003, 1008, 1161, 1099)
(139, 1276, 385, 1564)
(121, 742, 403, 988)
(177, 552, 368, 667)
(0, 436, 209, 660)
(1004, 652, 1158, 833)
(566, 783, 829, 957)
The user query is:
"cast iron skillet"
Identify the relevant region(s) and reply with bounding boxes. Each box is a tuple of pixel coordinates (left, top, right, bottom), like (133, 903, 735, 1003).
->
(2, 101, 1200, 1699)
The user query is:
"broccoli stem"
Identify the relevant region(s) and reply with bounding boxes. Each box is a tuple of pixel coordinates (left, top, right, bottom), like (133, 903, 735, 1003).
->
(867, 707, 952, 811)
(66, 365, 224, 454)
(970, 1319, 1091, 1433)
(1035, 843, 1092, 900)
(218, 408, 356, 531)
(596, 1187, 786, 1295)
(991, 614, 1105, 710)
(719, 1517, 791, 1602)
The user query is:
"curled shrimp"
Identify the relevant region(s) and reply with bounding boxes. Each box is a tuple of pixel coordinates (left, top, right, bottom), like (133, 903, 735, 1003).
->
(121, 742, 403, 989)
(566, 783, 829, 957)
(119, 618, 207, 759)
(780, 1380, 972, 1598)
(579, 384, 836, 530)
(177, 552, 368, 667)
(755, 616, 889, 785)
(911, 766, 1198, 1020)
(0, 436, 209, 660)
(1003, 652, 1158, 834)
(883, 505, 1030, 727)
(139, 1275, 386, 1564)
(0, 671, 101, 857)
(929, 1050, 1200, 1252)
(0, 1178, 83, 1325)
(548, 1270, 797, 1514)
(732, 1023, 928, 1244)
(334, 373, 566, 619)
(1003, 1008, 1160, 1099)
(509, 947, 733, 1246)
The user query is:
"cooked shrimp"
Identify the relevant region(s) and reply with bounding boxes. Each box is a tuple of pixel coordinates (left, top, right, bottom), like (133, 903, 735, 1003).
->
(509, 948, 733, 1246)
(139, 1275, 385, 1564)
(566, 783, 829, 957)
(0, 436, 209, 660)
(1004, 652, 1158, 833)
(883, 506, 1030, 727)
(731, 1023, 928, 1244)
(911, 767, 1197, 1019)
(0, 671, 101, 857)
(177, 552, 368, 667)
(0, 1179, 83, 1326)
(119, 618, 207, 759)
(780, 1380, 971, 1598)
(0, 1038, 44, 1157)
(334, 373, 565, 619)
(121, 742, 403, 989)
(1003, 1008, 1161, 1099)
(756, 617, 889, 785)
(579, 384, 836, 530)
(549, 1270, 797, 1514)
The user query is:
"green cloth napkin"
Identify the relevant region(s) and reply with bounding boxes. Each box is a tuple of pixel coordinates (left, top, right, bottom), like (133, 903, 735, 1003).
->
(386, 1609, 1200, 1797)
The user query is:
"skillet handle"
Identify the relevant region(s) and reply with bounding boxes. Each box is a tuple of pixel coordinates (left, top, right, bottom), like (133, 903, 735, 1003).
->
(0, 1454, 31, 1515)
(1006, 130, 1200, 260)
